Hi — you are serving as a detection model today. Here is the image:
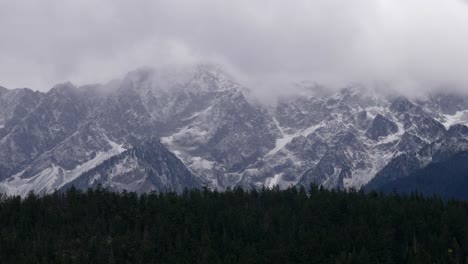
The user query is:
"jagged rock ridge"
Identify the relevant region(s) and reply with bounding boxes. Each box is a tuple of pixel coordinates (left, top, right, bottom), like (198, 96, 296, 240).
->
(1, 64, 468, 196)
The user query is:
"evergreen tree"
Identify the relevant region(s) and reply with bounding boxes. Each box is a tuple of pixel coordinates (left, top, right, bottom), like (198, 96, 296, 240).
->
(1, 186, 468, 263)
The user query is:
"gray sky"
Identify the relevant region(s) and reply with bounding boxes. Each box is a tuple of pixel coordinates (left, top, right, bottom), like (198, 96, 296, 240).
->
(1, 0, 468, 96)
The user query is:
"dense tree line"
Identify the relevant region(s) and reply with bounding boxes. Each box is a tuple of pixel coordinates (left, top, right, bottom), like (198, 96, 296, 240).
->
(1, 186, 468, 263)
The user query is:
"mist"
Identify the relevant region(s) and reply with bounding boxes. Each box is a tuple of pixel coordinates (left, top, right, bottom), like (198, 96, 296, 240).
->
(1, 0, 468, 98)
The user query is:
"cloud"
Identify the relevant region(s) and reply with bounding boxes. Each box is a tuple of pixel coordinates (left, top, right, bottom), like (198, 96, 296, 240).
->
(1, 0, 468, 97)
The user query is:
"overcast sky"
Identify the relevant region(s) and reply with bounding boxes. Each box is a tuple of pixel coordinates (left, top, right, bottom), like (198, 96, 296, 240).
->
(1, 0, 468, 96)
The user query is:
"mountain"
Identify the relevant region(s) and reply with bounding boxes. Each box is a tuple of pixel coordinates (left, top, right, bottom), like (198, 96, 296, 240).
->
(1, 64, 468, 196)
(376, 150, 468, 200)
(62, 138, 200, 193)
(366, 124, 468, 190)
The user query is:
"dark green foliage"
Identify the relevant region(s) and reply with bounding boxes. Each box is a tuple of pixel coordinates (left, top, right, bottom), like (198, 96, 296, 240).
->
(1, 186, 468, 263)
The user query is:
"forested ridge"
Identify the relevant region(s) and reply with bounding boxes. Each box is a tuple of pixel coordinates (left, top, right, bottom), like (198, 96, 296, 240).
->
(1, 186, 468, 263)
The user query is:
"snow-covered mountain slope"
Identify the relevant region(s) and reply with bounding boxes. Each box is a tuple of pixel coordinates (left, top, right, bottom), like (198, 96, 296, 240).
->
(0, 135, 124, 196)
(231, 88, 450, 190)
(366, 124, 468, 190)
(0, 87, 43, 132)
(0, 82, 97, 180)
(62, 138, 199, 193)
(1, 64, 468, 196)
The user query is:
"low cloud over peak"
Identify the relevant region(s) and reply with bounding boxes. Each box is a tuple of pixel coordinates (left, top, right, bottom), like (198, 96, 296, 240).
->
(1, 0, 468, 97)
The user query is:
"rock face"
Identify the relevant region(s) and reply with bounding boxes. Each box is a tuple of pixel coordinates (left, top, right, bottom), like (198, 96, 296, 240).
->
(376, 150, 468, 200)
(1, 64, 468, 196)
(63, 139, 199, 193)
(366, 124, 468, 190)
(366, 115, 398, 140)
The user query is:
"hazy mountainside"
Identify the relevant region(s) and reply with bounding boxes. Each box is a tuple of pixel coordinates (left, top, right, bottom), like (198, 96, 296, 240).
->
(1, 64, 468, 196)
(377, 150, 468, 200)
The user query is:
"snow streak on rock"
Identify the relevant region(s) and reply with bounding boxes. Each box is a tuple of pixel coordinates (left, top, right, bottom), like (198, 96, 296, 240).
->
(2, 65, 468, 195)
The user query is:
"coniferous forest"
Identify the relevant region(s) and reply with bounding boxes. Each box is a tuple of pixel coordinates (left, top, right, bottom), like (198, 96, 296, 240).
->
(1, 186, 468, 264)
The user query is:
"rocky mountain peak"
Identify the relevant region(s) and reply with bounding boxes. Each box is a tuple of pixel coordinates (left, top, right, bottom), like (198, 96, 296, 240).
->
(389, 96, 417, 114)
(0, 86, 8, 93)
(48, 82, 77, 95)
(2, 66, 468, 195)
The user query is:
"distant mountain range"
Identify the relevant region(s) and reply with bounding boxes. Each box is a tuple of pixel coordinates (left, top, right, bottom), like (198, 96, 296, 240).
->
(376, 149, 468, 199)
(1, 64, 468, 197)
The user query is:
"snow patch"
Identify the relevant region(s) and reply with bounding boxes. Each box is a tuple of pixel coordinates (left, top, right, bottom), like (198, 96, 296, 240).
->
(378, 119, 405, 144)
(441, 110, 468, 129)
(181, 106, 213, 121)
(266, 122, 324, 157)
(189, 156, 215, 171)
(365, 106, 386, 120)
(265, 173, 283, 188)
(0, 137, 125, 197)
